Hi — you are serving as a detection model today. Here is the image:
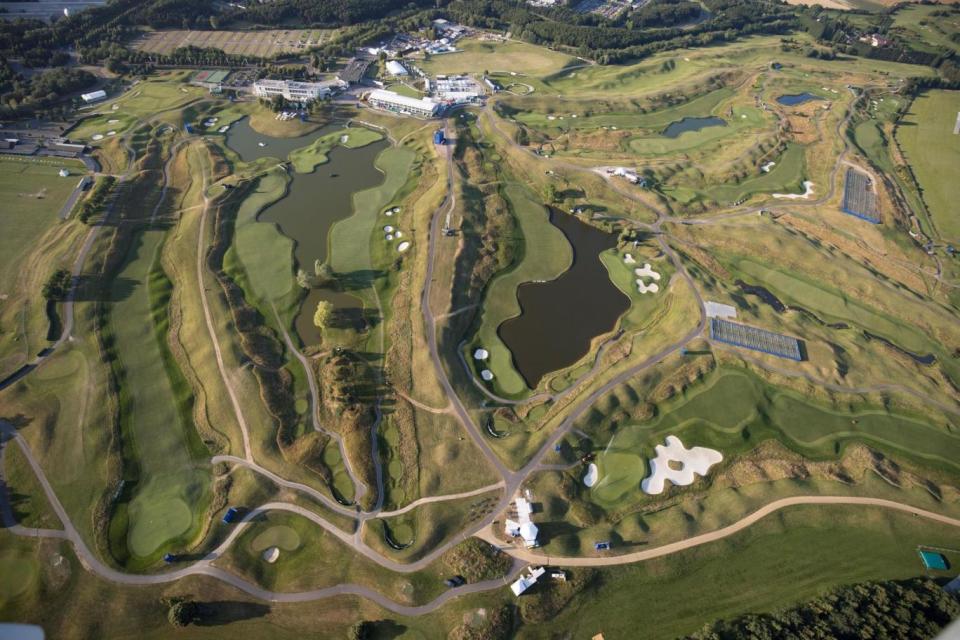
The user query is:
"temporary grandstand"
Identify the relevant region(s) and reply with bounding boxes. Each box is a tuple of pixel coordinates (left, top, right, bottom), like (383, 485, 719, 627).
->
(710, 318, 803, 361)
(841, 168, 880, 223)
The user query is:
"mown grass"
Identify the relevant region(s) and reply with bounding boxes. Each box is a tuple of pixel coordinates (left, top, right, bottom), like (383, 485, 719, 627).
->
(228, 168, 294, 303)
(419, 37, 577, 77)
(895, 90, 960, 242)
(2, 442, 61, 530)
(288, 126, 383, 173)
(328, 145, 416, 276)
(587, 367, 960, 510)
(890, 4, 960, 54)
(472, 184, 572, 396)
(525, 505, 960, 639)
(106, 228, 211, 563)
(699, 142, 806, 202)
(0, 157, 83, 292)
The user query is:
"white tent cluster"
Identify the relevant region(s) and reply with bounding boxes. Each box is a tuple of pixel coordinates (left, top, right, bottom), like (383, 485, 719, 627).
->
(510, 566, 546, 596)
(504, 497, 538, 548)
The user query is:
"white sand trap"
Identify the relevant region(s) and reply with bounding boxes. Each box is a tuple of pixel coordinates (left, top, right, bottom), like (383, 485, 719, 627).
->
(773, 180, 814, 199)
(547, 115, 556, 120)
(761, 161, 776, 173)
(106, 131, 116, 136)
(218, 125, 230, 133)
(623, 253, 636, 264)
(584, 463, 599, 487)
(636, 279, 660, 294)
(384, 225, 395, 233)
(634, 264, 661, 281)
(262, 547, 280, 563)
(385, 210, 393, 216)
(391, 207, 400, 213)
(385, 233, 394, 241)
(111, 104, 119, 110)
(108, 119, 119, 124)
(641, 435, 723, 495)
(474, 348, 489, 360)
(481, 369, 494, 381)
(258, 142, 267, 147)
(92, 134, 104, 141)
(395, 231, 403, 238)
(340, 135, 349, 143)
(397, 241, 411, 252)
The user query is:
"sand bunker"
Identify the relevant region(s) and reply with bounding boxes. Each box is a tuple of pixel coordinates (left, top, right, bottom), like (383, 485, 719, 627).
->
(623, 253, 636, 265)
(108, 119, 119, 124)
(340, 135, 349, 143)
(474, 348, 489, 360)
(481, 369, 494, 381)
(773, 180, 814, 199)
(106, 131, 116, 136)
(397, 241, 410, 252)
(91, 134, 104, 141)
(384, 225, 395, 233)
(761, 161, 776, 173)
(634, 263, 661, 294)
(584, 463, 599, 487)
(641, 435, 722, 495)
(262, 547, 280, 564)
(385, 233, 394, 241)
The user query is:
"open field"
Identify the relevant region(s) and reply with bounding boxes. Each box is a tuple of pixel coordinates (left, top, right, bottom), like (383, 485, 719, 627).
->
(419, 37, 578, 77)
(891, 4, 960, 53)
(895, 90, 960, 242)
(130, 29, 338, 57)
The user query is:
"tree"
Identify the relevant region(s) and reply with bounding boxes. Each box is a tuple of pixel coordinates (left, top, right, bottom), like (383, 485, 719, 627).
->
(544, 182, 559, 203)
(296, 268, 312, 289)
(42, 269, 72, 300)
(314, 261, 335, 287)
(347, 621, 372, 640)
(313, 300, 334, 330)
(164, 598, 198, 627)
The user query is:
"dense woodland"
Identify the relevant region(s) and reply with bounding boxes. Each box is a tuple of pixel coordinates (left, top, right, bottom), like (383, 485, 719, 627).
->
(688, 578, 960, 640)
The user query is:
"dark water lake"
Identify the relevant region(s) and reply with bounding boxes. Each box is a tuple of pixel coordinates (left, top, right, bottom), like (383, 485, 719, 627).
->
(225, 117, 326, 161)
(661, 116, 726, 138)
(226, 118, 389, 345)
(777, 93, 820, 106)
(498, 207, 630, 389)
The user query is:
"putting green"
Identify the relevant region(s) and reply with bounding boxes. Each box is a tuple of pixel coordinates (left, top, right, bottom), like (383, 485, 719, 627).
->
(126, 475, 197, 557)
(251, 525, 302, 552)
(0, 554, 38, 600)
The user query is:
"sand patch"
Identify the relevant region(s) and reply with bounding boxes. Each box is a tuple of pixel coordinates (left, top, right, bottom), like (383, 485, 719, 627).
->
(641, 435, 723, 495)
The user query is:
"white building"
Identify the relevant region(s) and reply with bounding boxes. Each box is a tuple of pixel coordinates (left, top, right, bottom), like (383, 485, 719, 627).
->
(385, 60, 408, 76)
(367, 89, 439, 118)
(504, 496, 539, 548)
(510, 566, 546, 596)
(253, 79, 345, 102)
(81, 90, 106, 104)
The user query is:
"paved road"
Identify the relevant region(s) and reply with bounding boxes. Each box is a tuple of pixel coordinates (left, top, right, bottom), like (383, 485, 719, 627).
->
(479, 495, 960, 566)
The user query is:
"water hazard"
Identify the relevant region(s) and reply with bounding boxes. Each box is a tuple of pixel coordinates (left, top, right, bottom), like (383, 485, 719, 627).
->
(498, 207, 630, 388)
(226, 118, 390, 345)
(776, 93, 820, 106)
(661, 116, 726, 138)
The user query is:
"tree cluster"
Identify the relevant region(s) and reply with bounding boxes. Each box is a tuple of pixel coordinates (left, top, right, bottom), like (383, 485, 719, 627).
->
(78, 175, 116, 224)
(0, 64, 94, 118)
(687, 578, 960, 640)
(442, 538, 513, 583)
(42, 268, 72, 300)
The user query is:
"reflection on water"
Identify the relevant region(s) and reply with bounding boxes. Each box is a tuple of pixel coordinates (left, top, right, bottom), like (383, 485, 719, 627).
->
(228, 117, 390, 346)
(661, 116, 726, 138)
(498, 207, 630, 388)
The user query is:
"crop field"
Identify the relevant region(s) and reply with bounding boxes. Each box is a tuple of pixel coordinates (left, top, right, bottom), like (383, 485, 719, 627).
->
(895, 90, 960, 242)
(130, 29, 338, 57)
(471, 183, 572, 396)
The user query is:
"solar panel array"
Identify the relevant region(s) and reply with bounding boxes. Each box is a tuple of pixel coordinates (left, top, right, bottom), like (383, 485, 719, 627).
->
(710, 318, 803, 361)
(841, 168, 880, 223)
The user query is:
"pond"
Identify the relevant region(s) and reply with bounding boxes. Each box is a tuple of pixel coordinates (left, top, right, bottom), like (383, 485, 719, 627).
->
(661, 116, 726, 138)
(776, 93, 821, 106)
(225, 116, 327, 162)
(230, 117, 391, 345)
(498, 207, 630, 389)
